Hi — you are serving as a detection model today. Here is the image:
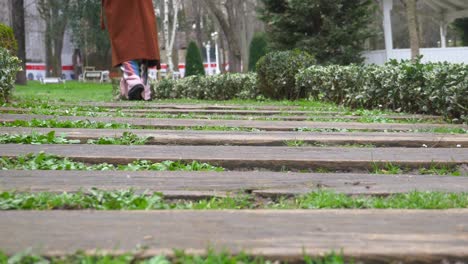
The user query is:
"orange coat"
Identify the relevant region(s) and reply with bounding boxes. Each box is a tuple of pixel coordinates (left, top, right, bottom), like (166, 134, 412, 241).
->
(102, 0, 161, 69)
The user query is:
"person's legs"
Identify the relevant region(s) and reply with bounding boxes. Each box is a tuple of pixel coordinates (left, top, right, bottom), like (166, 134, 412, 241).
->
(120, 60, 144, 100)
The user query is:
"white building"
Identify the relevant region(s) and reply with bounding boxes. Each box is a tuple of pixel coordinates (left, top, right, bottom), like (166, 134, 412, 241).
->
(364, 0, 468, 65)
(1, 0, 75, 80)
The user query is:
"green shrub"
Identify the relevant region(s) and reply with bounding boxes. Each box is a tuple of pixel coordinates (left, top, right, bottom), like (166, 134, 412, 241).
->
(248, 32, 268, 72)
(185, 41, 205, 77)
(256, 50, 315, 100)
(0, 47, 22, 103)
(296, 60, 468, 123)
(0, 23, 17, 53)
(154, 73, 259, 100)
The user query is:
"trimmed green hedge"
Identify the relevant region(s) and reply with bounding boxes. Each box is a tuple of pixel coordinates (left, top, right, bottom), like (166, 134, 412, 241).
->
(0, 23, 17, 53)
(256, 50, 316, 100)
(153, 73, 259, 100)
(296, 60, 468, 123)
(0, 47, 21, 103)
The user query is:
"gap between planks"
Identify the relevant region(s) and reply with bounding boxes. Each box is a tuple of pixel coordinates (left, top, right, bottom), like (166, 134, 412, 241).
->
(0, 107, 444, 121)
(1, 114, 466, 132)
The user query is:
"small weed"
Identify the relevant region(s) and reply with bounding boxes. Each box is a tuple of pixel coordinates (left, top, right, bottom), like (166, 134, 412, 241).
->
(419, 163, 462, 176)
(88, 132, 149, 145)
(371, 163, 406, 175)
(284, 140, 306, 147)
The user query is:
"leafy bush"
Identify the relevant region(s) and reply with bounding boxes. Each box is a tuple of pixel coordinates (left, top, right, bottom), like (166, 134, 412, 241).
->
(256, 50, 315, 100)
(153, 73, 259, 100)
(296, 60, 468, 123)
(185, 41, 205, 77)
(0, 47, 21, 103)
(248, 32, 268, 72)
(0, 23, 17, 53)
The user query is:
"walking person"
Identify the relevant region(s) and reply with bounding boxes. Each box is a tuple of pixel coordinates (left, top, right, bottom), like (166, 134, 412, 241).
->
(102, 0, 161, 100)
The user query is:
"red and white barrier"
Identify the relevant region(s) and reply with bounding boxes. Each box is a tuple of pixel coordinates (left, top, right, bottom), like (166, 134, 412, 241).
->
(26, 63, 75, 81)
(26, 62, 228, 81)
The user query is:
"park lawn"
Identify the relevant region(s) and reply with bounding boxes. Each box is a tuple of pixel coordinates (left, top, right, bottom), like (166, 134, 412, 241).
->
(13, 81, 114, 102)
(10, 81, 343, 110)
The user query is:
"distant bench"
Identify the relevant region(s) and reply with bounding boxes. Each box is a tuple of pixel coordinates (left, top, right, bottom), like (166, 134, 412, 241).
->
(40, 77, 65, 84)
(80, 67, 110, 83)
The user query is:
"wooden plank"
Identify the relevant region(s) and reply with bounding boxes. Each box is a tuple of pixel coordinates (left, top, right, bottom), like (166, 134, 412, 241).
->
(1, 170, 468, 196)
(0, 210, 467, 263)
(0, 144, 466, 171)
(56, 102, 308, 110)
(1, 127, 467, 148)
(2, 114, 466, 132)
(0, 107, 444, 121)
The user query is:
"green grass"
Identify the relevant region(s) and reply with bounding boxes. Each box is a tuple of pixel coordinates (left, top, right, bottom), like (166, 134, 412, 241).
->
(0, 132, 149, 145)
(1, 119, 136, 129)
(12, 81, 339, 108)
(3, 99, 445, 124)
(0, 131, 80, 145)
(371, 162, 463, 176)
(0, 190, 466, 210)
(13, 81, 113, 102)
(0, 249, 345, 264)
(283, 140, 376, 148)
(0, 152, 224, 172)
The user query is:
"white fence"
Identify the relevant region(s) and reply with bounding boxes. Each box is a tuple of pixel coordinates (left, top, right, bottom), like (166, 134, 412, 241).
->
(362, 47, 468, 65)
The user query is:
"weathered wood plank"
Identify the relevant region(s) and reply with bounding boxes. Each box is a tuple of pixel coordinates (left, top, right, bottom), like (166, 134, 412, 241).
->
(2, 114, 466, 132)
(0, 107, 444, 121)
(1, 127, 466, 147)
(1, 170, 468, 196)
(57, 102, 307, 110)
(0, 144, 466, 171)
(0, 210, 467, 263)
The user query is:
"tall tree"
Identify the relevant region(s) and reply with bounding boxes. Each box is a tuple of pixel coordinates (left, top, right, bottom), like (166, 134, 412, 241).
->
(69, 0, 111, 70)
(453, 18, 468, 46)
(201, 0, 243, 72)
(405, 0, 420, 60)
(259, 0, 376, 65)
(248, 32, 268, 71)
(11, 0, 26, 84)
(37, 0, 71, 77)
(163, 0, 181, 76)
(185, 41, 205, 76)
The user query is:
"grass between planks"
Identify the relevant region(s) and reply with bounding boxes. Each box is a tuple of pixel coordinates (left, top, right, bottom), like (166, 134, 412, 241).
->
(0, 189, 467, 210)
(0, 249, 346, 264)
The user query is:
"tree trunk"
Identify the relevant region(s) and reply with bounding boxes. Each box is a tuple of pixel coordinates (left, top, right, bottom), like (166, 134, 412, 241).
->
(192, 0, 204, 49)
(11, 0, 27, 85)
(45, 31, 53, 77)
(202, 0, 242, 73)
(406, 0, 420, 61)
(163, 0, 180, 76)
(37, 0, 70, 78)
(52, 36, 64, 77)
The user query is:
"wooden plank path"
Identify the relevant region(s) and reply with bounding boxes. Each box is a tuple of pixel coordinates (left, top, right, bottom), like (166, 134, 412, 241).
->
(2, 170, 468, 196)
(1, 144, 467, 170)
(1, 210, 467, 262)
(0, 107, 444, 121)
(1, 102, 468, 262)
(2, 114, 466, 132)
(1, 127, 467, 148)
